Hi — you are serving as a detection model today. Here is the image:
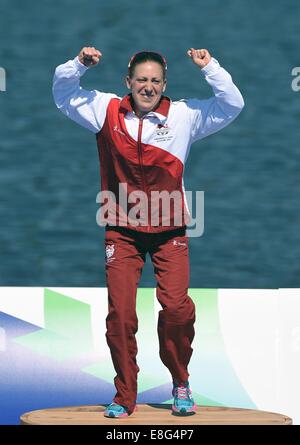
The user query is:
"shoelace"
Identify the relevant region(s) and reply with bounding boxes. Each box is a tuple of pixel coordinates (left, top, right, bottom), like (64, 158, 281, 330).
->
(175, 386, 191, 399)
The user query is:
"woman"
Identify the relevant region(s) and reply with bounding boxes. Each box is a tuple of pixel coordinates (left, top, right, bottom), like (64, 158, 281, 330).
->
(52, 46, 244, 418)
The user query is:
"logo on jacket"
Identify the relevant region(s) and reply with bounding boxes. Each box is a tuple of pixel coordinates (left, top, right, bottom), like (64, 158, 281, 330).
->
(156, 123, 169, 136)
(113, 125, 126, 136)
(154, 123, 173, 143)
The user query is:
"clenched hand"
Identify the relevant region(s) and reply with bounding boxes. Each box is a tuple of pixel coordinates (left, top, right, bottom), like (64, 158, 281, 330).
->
(78, 47, 102, 67)
(187, 48, 211, 69)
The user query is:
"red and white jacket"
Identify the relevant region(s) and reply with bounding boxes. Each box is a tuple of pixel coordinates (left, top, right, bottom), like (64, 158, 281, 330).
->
(52, 56, 244, 233)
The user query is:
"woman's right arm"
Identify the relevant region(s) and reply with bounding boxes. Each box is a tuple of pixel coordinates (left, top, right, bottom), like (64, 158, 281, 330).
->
(52, 47, 117, 133)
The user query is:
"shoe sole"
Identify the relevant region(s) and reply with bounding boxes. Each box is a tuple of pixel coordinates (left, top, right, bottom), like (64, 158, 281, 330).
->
(172, 403, 197, 416)
(104, 411, 129, 418)
(103, 405, 137, 418)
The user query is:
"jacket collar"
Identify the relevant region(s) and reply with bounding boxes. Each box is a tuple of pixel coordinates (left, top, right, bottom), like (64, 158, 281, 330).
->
(119, 94, 171, 121)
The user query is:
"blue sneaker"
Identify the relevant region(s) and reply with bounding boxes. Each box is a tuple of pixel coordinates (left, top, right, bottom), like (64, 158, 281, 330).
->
(104, 403, 130, 418)
(103, 402, 137, 418)
(172, 381, 197, 416)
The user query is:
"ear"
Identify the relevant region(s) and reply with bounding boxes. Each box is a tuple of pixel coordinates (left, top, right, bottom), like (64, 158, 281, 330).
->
(162, 79, 167, 93)
(125, 75, 131, 90)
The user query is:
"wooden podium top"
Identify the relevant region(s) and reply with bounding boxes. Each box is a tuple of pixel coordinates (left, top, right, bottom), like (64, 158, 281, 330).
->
(20, 404, 293, 425)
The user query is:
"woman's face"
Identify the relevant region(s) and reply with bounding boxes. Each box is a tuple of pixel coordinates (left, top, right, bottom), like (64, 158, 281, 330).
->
(126, 61, 167, 117)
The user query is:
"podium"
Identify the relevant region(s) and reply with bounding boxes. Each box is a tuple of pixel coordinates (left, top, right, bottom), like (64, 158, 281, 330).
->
(20, 404, 292, 425)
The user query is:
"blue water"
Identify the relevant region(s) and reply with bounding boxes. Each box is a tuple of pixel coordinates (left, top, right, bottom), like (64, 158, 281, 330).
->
(1, 0, 300, 287)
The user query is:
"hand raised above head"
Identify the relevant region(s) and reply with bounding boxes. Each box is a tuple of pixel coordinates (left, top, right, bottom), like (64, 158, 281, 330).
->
(78, 47, 102, 67)
(187, 48, 211, 69)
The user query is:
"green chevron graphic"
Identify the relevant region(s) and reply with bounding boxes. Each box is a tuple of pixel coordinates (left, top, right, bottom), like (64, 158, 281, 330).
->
(13, 288, 93, 361)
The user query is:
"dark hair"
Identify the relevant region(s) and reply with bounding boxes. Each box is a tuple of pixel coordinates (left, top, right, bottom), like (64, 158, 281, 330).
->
(128, 51, 167, 79)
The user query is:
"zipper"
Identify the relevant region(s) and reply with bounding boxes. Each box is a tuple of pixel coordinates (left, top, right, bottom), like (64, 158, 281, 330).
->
(137, 118, 150, 232)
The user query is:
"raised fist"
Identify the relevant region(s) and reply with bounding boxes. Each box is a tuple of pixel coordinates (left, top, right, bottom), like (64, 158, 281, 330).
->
(78, 47, 102, 67)
(187, 48, 211, 69)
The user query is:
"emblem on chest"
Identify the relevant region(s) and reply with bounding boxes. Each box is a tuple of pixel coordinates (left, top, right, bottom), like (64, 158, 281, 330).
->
(154, 123, 173, 142)
(156, 123, 169, 136)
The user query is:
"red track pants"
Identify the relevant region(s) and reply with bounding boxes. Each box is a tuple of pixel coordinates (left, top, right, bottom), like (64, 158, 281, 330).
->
(104, 226, 196, 415)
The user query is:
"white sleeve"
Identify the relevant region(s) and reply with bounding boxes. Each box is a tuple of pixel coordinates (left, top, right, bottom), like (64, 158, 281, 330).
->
(52, 56, 118, 133)
(187, 57, 245, 143)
